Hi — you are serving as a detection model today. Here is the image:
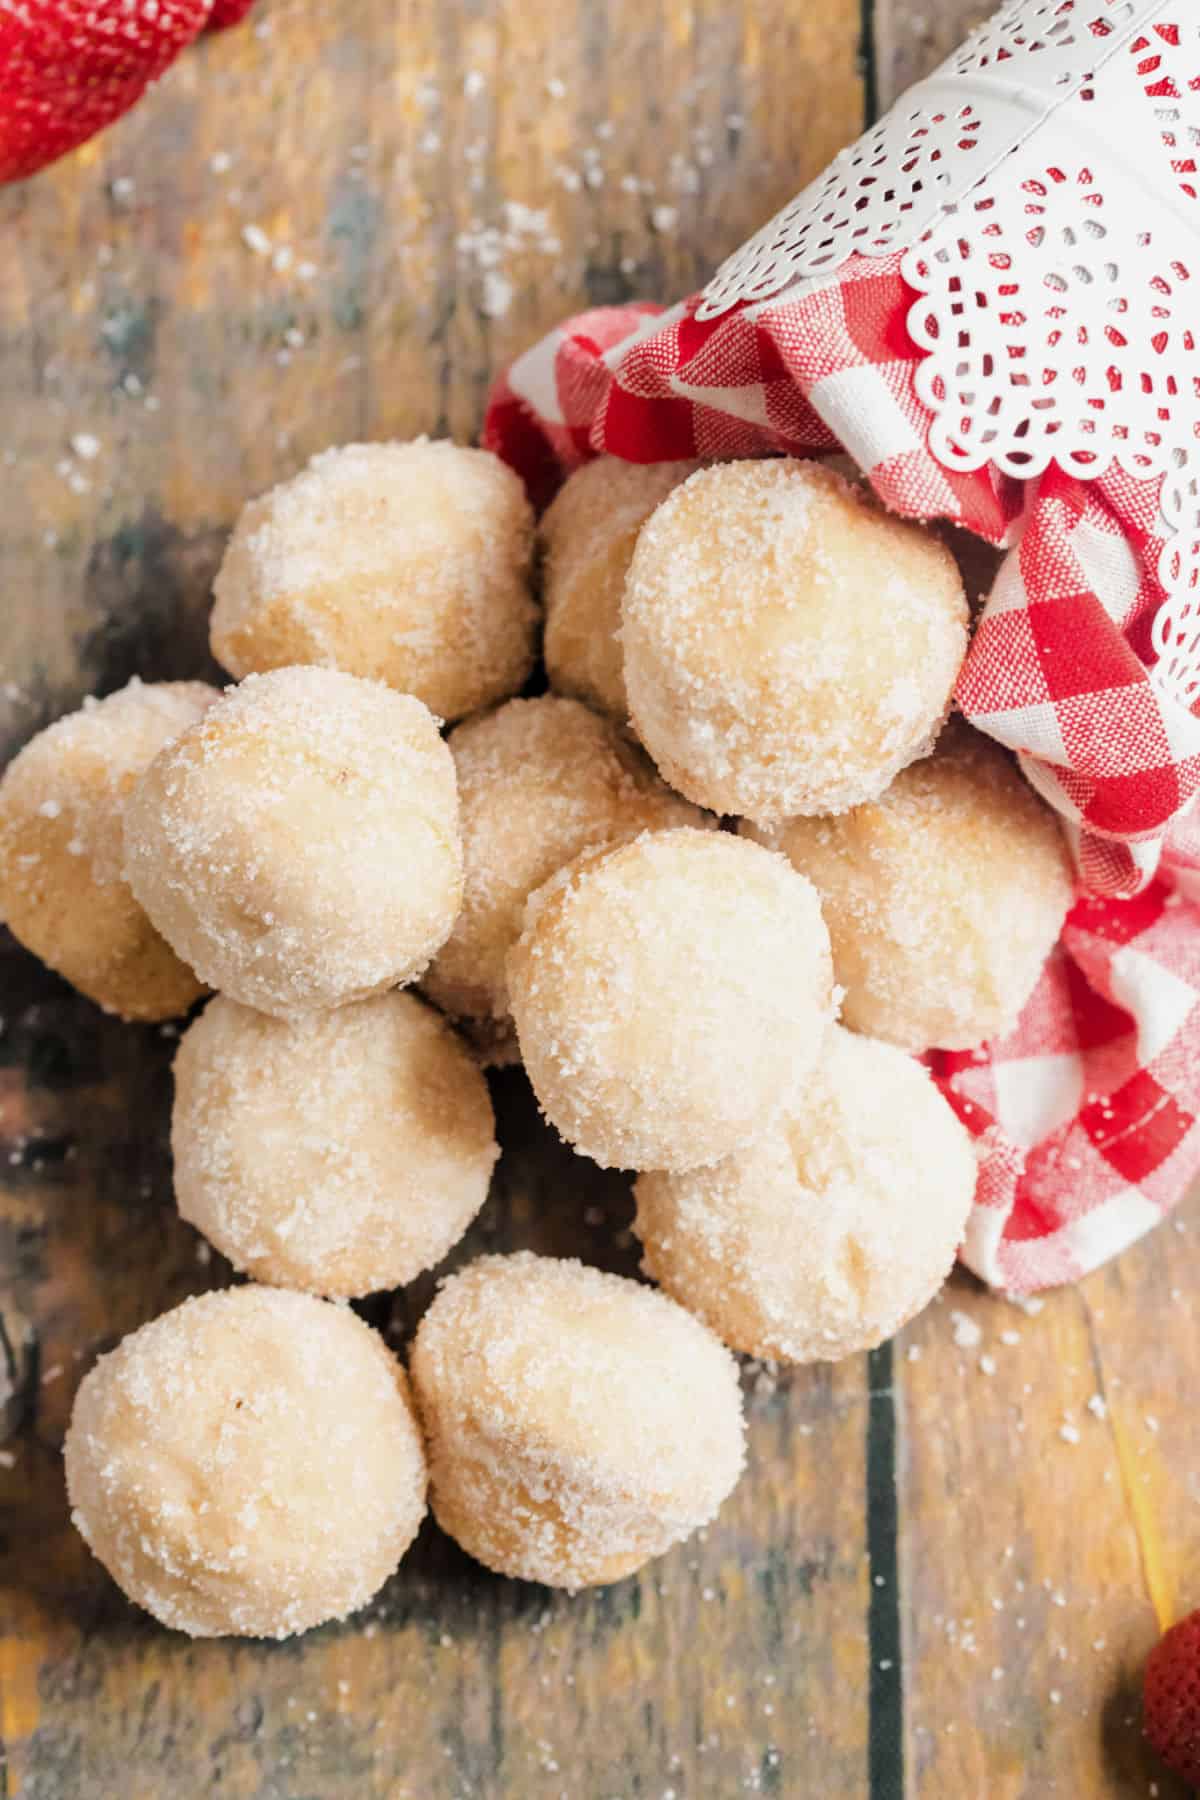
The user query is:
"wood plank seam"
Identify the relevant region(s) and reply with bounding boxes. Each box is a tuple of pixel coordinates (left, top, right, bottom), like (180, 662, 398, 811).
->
(867, 1340, 905, 1800)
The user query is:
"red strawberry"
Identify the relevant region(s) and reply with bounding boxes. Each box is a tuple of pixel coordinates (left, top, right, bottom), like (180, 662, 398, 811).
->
(1145, 1608, 1200, 1787)
(0, 0, 213, 185)
(205, 0, 255, 27)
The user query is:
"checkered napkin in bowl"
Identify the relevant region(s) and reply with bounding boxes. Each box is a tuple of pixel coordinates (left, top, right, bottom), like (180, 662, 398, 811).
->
(483, 274, 1200, 1290)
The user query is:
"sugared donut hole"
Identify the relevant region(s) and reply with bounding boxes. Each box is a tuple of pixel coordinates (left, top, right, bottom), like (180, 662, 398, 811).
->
(635, 1025, 978, 1362)
(506, 827, 834, 1172)
(422, 695, 707, 1029)
(744, 722, 1075, 1052)
(622, 458, 969, 822)
(210, 439, 537, 722)
(172, 990, 498, 1298)
(123, 665, 462, 1019)
(410, 1252, 746, 1588)
(539, 456, 701, 722)
(0, 679, 218, 1020)
(64, 1286, 428, 1639)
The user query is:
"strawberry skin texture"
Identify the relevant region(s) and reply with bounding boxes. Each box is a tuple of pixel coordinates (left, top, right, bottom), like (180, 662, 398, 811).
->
(205, 0, 254, 28)
(0, 0, 213, 183)
(1146, 1610, 1200, 1788)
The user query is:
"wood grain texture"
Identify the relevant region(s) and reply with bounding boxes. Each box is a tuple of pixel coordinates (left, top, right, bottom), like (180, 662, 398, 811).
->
(0, 0, 1196, 1796)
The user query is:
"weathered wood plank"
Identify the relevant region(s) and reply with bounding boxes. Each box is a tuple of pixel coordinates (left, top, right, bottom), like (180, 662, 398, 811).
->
(871, 0, 992, 109)
(895, 1268, 1190, 1798)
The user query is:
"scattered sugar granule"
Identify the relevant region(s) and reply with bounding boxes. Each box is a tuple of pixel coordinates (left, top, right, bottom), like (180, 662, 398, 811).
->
(906, 1344, 922, 1362)
(1049, 1690, 1062, 1705)
(210, 150, 234, 174)
(1086, 1394, 1107, 1420)
(1000, 1329, 1021, 1346)
(978, 1354, 996, 1376)
(546, 76, 567, 98)
(481, 272, 514, 320)
(272, 246, 294, 274)
(463, 70, 486, 97)
(651, 204, 679, 233)
(241, 224, 272, 257)
(0, 1451, 15, 1470)
(41, 1363, 64, 1386)
(70, 433, 101, 461)
(1059, 1423, 1081, 1444)
(950, 1310, 982, 1349)
(1145, 1414, 1160, 1434)
(111, 176, 135, 203)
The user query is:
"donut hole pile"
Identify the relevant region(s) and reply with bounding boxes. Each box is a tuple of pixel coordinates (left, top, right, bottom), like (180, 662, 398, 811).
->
(0, 438, 1077, 1640)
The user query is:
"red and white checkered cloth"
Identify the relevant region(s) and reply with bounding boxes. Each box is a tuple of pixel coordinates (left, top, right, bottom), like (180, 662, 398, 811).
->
(483, 267, 1200, 1289)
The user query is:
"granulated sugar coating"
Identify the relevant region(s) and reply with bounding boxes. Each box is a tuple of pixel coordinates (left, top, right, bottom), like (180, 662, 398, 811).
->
(506, 828, 834, 1171)
(410, 1252, 745, 1588)
(622, 460, 968, 823)
(635, 1026, 978, 1362)
(745, 724, 1075, 1052)
(210, 440, 536, 722)
(172, 992, 498, 1297)
(422, 696, 707, 1028)
(123, 666, 462, 1018)
(0, 679, 218, 1020)
(539, 456, 701, 721)
(64, 1287, 427, 1639)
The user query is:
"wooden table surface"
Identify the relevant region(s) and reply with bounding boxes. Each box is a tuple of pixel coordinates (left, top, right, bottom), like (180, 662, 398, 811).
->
(0, 2, 1195, 1795)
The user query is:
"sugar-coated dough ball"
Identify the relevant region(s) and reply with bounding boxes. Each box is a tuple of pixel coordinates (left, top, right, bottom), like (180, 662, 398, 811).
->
(172, 992, 498, 1297)
(622, 459, 968, 822)
(410, 1253, 745, 1588)
(507, 828, 833, 1171)
(210, 440, 536, 722)
(64, 1287, 427, 1638)
(635, 1026, 977, 1362)
(745, 725, 1074, 1052)
(422, 696, 707, 1026)
(539, 457, 701, 721)
(0, 680, 218, 1020)
(124, 666, 462, 1018)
